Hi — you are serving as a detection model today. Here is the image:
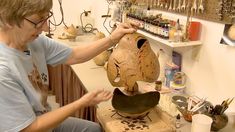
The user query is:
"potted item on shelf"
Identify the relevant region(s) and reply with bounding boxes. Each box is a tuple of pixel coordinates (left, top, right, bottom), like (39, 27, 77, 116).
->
(93, 32, 111, 66)
(58, 24, 78, 40)
(170, 72, 186, 93)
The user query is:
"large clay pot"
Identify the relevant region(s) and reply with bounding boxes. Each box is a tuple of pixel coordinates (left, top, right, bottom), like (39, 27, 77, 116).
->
(107, 33, 160, 92)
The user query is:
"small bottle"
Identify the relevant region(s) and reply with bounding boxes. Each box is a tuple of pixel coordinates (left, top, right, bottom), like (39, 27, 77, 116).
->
(174, 19, 183, 42)
(175, 114, 181, 129)
(163, 23, 169, 39)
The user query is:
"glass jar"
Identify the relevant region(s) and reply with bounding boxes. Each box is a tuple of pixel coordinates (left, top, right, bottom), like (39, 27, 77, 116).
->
(169, 26, 176, 42)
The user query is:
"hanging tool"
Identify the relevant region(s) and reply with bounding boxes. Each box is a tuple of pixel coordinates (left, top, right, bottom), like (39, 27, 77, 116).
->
(198, 0, 204, 13)
(165, 0, 169, 9)
(181, 0, 187, 12)
(230, 0, 235, 19)
(157, 0, 161, 7)
(216, 0, 224, 20)
(220, 97, 234, 114)
(169, 0, 173, 10)
(191, 0, 198, 13)
(177, 0, 182, 11)
(173, 0, 178, 11)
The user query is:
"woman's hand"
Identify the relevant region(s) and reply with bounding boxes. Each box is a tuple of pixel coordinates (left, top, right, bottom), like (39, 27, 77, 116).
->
(109, 21, 139, 44)
(79, 89, 113, 107)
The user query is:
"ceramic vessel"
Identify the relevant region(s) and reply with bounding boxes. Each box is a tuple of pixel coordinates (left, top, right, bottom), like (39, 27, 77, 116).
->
(112, 88, 160, 118)
(210, 114, 228, 131)
(107, 33, 160, 92)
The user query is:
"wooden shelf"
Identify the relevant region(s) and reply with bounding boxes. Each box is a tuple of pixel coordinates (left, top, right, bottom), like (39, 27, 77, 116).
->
(137, 30, 202, 48)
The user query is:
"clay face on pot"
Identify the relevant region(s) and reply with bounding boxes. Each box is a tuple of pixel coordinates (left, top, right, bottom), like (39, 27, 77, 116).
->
(107, 33, 160, 92)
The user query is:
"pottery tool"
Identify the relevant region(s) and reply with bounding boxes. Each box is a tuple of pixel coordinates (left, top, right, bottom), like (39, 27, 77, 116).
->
(198, 0, 204, 13)
(221, 97, 234, 114)
(177, 0, 182, 11)
(181, 0, 187, 11)
(187, 97, 193, 111)
(191, 0, 198, 13)
(190, 97, 206, 112)
(191, 103, 205, 112)
(212, 105, 223, 115)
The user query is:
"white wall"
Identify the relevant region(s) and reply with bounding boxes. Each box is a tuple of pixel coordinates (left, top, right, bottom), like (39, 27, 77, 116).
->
(52, 0, 235, 112)
(52, 0, 110, 34)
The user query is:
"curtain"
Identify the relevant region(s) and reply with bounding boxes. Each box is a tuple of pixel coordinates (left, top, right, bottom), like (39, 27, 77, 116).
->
(48, 64, 97, 122)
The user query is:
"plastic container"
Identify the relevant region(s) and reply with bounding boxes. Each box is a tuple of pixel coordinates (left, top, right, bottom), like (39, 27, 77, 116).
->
(191, 114, 213, 132)
(188, 21, 201, 41)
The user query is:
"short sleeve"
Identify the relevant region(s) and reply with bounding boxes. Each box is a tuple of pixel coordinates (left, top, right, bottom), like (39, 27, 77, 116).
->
(0, 68, 36, 132)
(37, 35, 72, 66)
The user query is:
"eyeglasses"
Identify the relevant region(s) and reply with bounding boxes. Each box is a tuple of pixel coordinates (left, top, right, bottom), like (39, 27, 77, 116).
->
(24, 11, 53, 29)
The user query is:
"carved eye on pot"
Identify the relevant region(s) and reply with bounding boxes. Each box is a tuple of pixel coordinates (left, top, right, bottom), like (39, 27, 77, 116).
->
(137, 39, 147, 49)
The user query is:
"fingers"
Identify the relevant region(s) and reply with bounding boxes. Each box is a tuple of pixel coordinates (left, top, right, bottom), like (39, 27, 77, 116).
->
(122, 28, 137, 34)
(100, 90, 113, 101)
(93, 89, 105, 94)
(117, 22, 139, 35)
(93, 89, 113, 103)
(118, 21, 139, 30)
(128, 21, 140, 29)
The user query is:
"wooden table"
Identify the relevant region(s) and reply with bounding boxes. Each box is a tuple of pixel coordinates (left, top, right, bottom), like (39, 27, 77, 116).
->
(97, 105, 176, 132)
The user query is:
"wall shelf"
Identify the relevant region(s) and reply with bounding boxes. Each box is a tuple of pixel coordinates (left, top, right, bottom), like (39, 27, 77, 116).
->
(137, 30, 202, 48)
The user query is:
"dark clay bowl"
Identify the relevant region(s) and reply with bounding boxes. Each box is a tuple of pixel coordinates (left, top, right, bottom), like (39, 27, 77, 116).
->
(111, 88, 160, 117)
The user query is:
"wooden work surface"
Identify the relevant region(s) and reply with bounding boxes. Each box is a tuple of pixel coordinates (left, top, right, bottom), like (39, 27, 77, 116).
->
(97, 105, 175, 132)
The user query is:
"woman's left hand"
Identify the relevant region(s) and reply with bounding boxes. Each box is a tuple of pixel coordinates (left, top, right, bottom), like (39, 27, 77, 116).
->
(109, 21, 139, 44)
(79, 89, 113, 107)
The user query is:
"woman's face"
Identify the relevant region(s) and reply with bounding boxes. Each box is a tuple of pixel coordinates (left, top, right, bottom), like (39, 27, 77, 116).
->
(14, 12, 52, 43)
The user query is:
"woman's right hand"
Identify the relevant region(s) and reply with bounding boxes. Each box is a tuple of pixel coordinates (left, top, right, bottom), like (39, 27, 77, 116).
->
(109, 21, 139, 45)
(79, 89, 113, 107)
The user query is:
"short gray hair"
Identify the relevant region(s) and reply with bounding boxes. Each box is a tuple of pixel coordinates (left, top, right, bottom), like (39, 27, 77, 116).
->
(0, 0, 53, 27)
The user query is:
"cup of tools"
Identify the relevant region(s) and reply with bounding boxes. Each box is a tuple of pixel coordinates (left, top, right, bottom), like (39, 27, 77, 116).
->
(177, 96, 207, 122)
(210, 113, 228, 131)
(206, 98, 234, 131)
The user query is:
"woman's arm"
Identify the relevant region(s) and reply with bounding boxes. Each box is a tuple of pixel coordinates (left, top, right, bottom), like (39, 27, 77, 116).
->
(65, 22, 139, 65)
(21, 89, 112, 132)
(65, 36, 114, 64)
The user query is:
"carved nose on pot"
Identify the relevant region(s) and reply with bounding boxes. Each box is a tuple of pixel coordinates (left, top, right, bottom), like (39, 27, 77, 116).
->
(137, 39, 147, 49)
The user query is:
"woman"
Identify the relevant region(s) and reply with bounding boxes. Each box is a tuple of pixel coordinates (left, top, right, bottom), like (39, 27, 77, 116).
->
(0, 0, 138, 131)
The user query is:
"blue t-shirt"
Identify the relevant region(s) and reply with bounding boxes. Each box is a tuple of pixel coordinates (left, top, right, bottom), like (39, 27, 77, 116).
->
(0, 35, 72, 132)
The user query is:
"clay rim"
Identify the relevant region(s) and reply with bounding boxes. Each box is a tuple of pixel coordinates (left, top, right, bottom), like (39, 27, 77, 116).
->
(111, 88, 160, 115)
